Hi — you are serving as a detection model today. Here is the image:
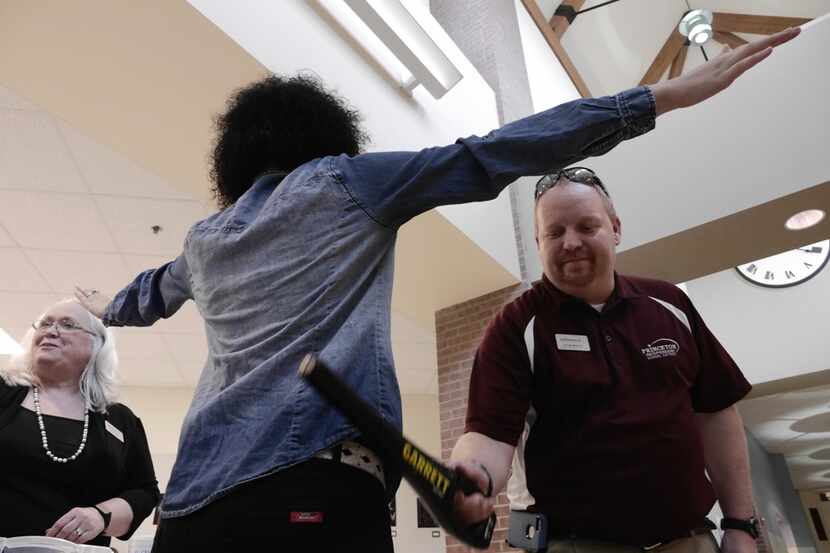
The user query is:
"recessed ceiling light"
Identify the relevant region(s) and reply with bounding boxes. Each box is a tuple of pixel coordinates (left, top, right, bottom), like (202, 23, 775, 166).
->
(0, 328, 23, 355)
(785, 209, 826, 231)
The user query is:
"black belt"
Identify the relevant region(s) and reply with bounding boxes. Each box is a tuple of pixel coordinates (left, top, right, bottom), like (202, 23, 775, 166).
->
(640, 523, 716, 551)
(549, 520, 716, 551)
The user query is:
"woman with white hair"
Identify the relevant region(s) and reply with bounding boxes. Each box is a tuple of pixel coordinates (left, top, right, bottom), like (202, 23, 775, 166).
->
(0, 298, 160, 547)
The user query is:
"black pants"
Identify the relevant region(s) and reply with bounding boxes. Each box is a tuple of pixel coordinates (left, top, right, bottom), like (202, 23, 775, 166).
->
(151, 459, 393, 552)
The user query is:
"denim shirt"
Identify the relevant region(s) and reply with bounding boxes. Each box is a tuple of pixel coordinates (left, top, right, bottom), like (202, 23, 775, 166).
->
(103, 86, 655, 517)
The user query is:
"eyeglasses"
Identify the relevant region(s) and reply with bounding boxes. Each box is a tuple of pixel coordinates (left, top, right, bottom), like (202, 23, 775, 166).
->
(32, 318, 96, 336)
(534, 167, 609, 201)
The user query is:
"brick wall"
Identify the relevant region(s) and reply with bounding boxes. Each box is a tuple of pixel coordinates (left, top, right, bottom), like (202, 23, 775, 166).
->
(436, 282, 529, 552)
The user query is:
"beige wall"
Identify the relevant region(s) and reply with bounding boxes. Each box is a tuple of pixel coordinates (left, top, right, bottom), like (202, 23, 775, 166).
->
(395, 393, 446, 553)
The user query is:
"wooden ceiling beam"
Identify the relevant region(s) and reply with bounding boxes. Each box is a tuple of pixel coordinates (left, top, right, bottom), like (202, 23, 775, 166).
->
(712, 12, 811, 35)
(639, 28, 686, 86)
(520, 0, 591, 98)
(668, 45, 688, 80)
(712, 31, 748, 49)
(550, 0, 586, 38)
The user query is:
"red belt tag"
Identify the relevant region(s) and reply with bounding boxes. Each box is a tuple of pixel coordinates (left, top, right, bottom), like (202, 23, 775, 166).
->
(290, 511, 324, 523)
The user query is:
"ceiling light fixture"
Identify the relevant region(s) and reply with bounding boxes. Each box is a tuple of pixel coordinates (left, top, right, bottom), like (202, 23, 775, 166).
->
(785, 209, 826, 231)
(0, 328, 23, 356)
(341, 0, 463, 99)
(678, 9, 714, 46)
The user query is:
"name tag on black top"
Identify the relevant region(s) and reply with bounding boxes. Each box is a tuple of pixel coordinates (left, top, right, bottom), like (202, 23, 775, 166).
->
(105, 420, 124, 443)
(554, 334, 590, 351)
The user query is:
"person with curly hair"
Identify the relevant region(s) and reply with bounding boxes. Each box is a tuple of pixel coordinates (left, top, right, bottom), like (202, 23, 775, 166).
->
(76, 28, 798, 552)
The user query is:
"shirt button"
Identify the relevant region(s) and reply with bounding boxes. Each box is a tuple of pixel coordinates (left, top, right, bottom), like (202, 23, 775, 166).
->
(605, 334, 613, 342)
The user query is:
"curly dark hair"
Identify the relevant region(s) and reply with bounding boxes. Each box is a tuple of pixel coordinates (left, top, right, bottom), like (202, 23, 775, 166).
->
(209, 74, 369, 209)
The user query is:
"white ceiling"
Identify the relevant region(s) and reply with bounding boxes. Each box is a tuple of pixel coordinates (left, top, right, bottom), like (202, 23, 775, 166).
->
(548, 0, 830, 98)
(0, 83, 441, 394)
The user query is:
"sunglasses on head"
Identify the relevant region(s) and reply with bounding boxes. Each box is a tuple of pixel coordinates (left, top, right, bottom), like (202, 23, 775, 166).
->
(534, 167, 609, 201)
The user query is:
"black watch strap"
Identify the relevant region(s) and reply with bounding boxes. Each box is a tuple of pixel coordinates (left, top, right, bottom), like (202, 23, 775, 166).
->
(721, 516, 760, 539)
(91, 505, 112, 532)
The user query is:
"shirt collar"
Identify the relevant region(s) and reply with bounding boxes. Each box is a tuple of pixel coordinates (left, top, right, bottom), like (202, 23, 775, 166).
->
(539, 272, 642, 310)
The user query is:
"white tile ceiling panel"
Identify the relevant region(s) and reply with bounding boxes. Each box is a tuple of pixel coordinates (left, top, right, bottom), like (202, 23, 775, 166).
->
(151, 301, 204, 334)
(58, 122, 196, 201)
(176, 363, 204, 386)
(0, 291, 64, 335)
(201, 200, 218, 219)
(93, 196, 203, 256)
(117, 356, 185, 387)
(26, 249, 132, 295)
(0, 224, 14, 247)
(122, 254, 174, 278)
(110, 328, 175, 364)
(163, 331, 208, 386)
(0, 190, 116, 251)
(0, 109, 87, 193)
(164, 332, 208, 368)
(0, 85, 37, 110)
(0, 248, 50, 292)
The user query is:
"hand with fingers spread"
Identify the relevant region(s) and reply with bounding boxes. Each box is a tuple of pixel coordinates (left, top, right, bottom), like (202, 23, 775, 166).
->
(74, 286, 112, 318)
(46, 506, 106, 544)
(652, 26, 801, 115)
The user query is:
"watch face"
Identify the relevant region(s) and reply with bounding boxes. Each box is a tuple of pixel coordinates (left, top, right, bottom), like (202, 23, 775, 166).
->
(736, 239, 829, 288)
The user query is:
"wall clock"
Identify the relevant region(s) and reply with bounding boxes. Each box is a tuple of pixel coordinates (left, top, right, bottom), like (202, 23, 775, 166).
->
(736, 240, 829, 288)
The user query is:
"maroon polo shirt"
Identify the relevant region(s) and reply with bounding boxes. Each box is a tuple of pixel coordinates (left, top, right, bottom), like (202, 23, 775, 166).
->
(466, 273, 751, 546)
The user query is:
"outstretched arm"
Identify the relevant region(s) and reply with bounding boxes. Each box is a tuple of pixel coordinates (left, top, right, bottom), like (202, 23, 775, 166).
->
(76, 254, 192, 327)
(652, 27, 800, 115)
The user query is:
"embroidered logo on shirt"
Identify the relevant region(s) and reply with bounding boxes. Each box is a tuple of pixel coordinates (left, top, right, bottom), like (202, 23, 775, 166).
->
(641, 338, 680, 360)
(290, 512, 324, 523)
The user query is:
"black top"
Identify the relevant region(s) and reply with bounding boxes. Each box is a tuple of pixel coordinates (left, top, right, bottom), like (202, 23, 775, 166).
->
(0, 380, 160, 546)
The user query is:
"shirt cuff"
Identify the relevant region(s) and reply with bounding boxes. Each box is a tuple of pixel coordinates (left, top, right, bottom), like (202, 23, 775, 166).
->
(615, 86, 657, 133)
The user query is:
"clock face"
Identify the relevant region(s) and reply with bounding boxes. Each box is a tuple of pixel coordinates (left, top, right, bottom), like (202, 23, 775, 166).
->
(736, 239, 830, 288)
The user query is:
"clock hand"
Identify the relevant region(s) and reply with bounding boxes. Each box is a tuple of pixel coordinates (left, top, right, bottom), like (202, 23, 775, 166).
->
(798, 247, 821, 253)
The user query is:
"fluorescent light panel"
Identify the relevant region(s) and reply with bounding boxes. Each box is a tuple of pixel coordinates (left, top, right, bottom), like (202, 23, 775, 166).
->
(0, 328, 23, 356)
(344, 0, 463, 99)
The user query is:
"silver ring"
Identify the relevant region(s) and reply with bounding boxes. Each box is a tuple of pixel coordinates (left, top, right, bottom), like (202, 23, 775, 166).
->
(75, 528, 84, 536)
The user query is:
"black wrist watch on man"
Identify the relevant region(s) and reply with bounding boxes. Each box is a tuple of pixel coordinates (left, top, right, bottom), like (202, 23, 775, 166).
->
(91, 505, 112, 533)
(721, 516, 760, 539)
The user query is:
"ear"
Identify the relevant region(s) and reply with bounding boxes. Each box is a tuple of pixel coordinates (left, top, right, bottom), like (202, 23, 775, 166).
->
(613, 216, 622, 245)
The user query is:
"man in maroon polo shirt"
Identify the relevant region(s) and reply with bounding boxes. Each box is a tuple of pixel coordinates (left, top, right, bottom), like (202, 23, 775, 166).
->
(450, 168, 760, 553)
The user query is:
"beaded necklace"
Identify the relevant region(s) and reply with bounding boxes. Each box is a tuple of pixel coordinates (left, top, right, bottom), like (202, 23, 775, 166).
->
(32, 387, 90, 463)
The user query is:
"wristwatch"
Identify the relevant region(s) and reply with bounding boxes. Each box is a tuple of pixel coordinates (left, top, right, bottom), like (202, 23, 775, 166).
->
(91, 505, 112, 532)
(721, 516, 760, 539)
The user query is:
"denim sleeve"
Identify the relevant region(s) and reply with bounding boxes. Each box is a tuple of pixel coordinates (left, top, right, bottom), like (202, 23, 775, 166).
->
(335, 86, 655, 228)
(102, 254, 193, 327)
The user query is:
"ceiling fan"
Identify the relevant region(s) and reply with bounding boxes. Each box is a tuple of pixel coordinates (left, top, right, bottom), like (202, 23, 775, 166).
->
(548, 0, 812, 86)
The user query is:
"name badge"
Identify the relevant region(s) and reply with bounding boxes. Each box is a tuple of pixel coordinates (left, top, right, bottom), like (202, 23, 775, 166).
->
(105, 420, 124, 443)
(555, 333, 590, 352)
